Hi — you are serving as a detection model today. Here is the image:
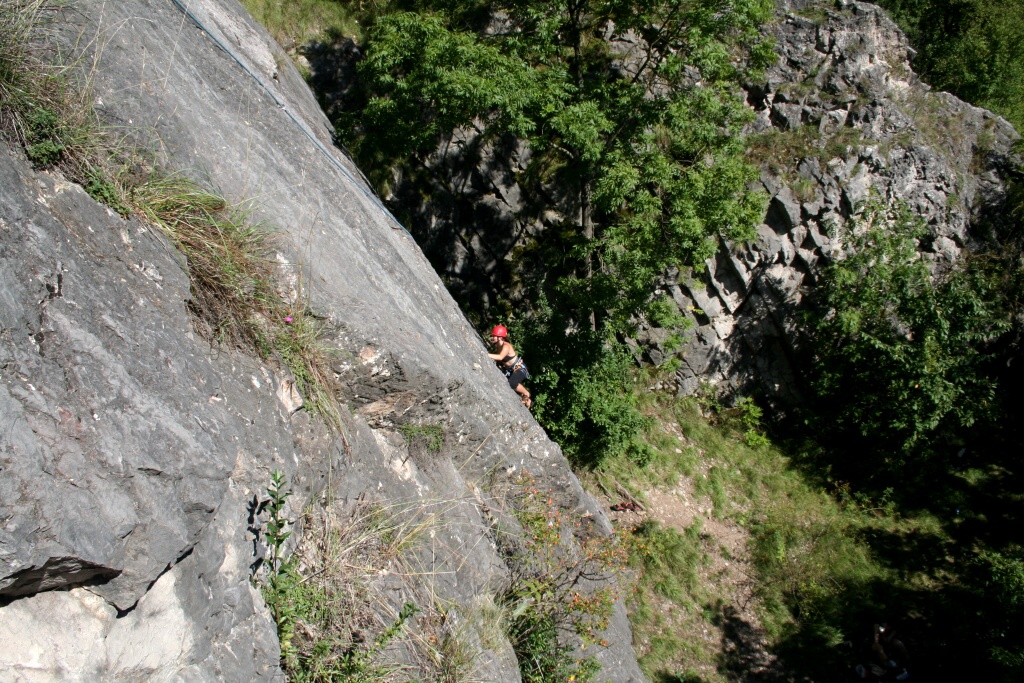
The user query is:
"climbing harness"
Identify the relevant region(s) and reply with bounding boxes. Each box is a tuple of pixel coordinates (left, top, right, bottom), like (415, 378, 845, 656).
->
(504, 356, 528, 379)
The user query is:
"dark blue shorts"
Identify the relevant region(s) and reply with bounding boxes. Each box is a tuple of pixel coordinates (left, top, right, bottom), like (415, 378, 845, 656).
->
(507, 366, 529, 390)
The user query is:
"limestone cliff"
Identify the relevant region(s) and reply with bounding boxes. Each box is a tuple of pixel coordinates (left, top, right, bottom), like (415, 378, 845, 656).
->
(669, 0, 1019, 403)
(0, 1, 644, 681)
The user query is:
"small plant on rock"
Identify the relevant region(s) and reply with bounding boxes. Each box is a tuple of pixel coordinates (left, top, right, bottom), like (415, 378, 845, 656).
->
(261, 469, 301, 662)
(497, 471, 627, 683)
(397, 423, 445, 454)
(260, 496, 459, 682)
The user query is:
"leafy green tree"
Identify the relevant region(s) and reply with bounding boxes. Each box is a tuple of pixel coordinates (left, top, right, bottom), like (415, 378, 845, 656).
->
(809, 201, 1010, 462)
(973, 545, 1024, 674)
(876, 0, 1024, 131)
(348, 0, 772, 326)
(340, 0, 773, 464)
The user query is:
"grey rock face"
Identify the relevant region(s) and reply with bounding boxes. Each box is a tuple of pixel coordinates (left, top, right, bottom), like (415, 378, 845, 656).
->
(0, 145, 292, 681)
(669, 0, 1019, 403)
(0, 1, 645, 682)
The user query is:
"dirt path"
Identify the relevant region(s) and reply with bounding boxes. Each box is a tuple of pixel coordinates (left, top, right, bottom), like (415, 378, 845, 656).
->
(599, 455, 783, 681)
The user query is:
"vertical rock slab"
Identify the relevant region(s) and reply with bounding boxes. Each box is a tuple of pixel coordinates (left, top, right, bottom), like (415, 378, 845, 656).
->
(0, 1, 647, 681)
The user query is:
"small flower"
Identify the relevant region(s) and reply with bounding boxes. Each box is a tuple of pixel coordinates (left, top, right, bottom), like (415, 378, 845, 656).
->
(285, 316, 293, 323)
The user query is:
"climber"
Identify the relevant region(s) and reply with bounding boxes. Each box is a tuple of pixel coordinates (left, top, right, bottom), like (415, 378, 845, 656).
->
(487, 325, 532, 409)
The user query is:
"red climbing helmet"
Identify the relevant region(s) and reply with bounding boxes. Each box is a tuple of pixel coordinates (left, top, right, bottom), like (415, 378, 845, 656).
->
(490, 325, 508, 338)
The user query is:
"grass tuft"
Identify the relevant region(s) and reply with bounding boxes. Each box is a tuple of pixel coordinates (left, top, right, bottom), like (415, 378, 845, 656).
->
(398, 423, 445, 454)
(129, 174, 342, 427)
(1, 1, 344, 428)
(238, 0, 364, 47)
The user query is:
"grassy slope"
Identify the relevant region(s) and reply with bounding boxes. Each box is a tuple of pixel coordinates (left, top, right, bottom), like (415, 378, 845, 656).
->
(240, 0, 361, 47)
(581, 383, 937, 682)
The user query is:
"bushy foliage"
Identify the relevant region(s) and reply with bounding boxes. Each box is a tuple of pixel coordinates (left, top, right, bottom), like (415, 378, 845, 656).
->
(973, 545, 1024, 672)
(527, 327, 652, 467)
(333, 0, 774, 467)
(346, 0, 771, 324)
(339, 11, 552, 158)
(808, 201, 1010, 461)
(876, 0, 1024, 131)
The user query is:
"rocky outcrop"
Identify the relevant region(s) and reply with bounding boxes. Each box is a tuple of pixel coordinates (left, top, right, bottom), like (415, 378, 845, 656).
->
(373, 0, 1019, 404)
(0, 140, 290, 680)
(667, 0, 1019, 403)
(0, 1, 644, 681)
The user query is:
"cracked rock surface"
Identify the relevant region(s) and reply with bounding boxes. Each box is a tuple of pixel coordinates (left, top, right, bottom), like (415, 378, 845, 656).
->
(0, 146, 291, 680)
(0, 0, 645, 681)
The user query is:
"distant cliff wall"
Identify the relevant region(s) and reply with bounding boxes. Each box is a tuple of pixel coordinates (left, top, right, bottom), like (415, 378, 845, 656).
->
(374, 0, 1019, 404)
(668, 0, 1019, 403)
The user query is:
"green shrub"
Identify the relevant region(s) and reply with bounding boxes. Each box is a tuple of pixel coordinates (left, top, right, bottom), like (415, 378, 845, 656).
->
(528, 333, 652, 468)
(972, 545, 1024, 675)
(24, 106, 64, 164)
(808, 200, 1009, 462)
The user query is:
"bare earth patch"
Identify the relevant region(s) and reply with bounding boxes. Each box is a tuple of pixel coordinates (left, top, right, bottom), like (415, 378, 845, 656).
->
(601, 465, 781, 681)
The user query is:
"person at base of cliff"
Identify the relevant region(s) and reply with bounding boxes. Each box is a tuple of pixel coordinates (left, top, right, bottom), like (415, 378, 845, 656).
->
(853, 622, 910, 681)
(487, 324, 532, 409)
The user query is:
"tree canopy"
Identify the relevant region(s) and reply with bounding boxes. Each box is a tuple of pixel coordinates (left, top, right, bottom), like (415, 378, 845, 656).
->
(339, 0, 774, 463)
(876, 0, 1024, 131)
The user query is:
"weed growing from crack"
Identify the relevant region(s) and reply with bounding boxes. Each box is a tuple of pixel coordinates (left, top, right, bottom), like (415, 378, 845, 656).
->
(495, 471, 627, 683)
(413, 607, 480, 683)
(258, 491, 482, 682)
(261, 470, 302, 660)
(398, 423, 445, 454)
(128, 174, 342, 428)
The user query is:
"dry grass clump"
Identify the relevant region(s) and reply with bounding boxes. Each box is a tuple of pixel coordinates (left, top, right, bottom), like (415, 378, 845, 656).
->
(1, 0, 62, 135)
(0, 0, 112, 188)
(270, 498, 484, 683)
(1, 0, 343, 428)
(128, 174, 341, 427)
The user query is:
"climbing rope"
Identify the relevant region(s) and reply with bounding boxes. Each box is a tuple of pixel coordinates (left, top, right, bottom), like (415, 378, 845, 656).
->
(168, 0, 411, 236)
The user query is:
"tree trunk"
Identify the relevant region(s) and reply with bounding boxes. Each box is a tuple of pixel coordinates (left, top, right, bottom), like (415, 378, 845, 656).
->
(581, 178, 596, 332)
